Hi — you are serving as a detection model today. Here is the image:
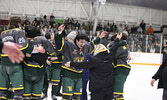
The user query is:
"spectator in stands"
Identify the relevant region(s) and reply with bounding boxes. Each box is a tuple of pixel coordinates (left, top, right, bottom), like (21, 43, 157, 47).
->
(150, 45, 156, 53)
(86, 22, 93, 31)
(96, 22, 103, 31)
(125, 25, 130, 33)
(74, 27, 79, 34)
(24, 16, 31, 26)
(81, 22, 86, 29)
(67, 18, 74, 26)
(56, 21, 61, 27)
(107, 25, 112, 32)
(118, 24, 124, 32)
(147, 25, 154, 35)
(79, 26, 86, 34)
(43, 15, 48, 26)
(32, 18, 38, 27)
(75, 20, 81, 29)
(50, 13, 55, 20)
(137, 26, 143, 34)
(39, 17, 43, 26)
(136, 45, 142, 52)
(140, 20, 146, 34)
(155, 40, 161, 53)
(131, 25, 137, 34)
(49, 13, 55, 28)
(113, 23, 117, 32)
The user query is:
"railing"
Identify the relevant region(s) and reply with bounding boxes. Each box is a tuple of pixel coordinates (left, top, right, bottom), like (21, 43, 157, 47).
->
(127, 34, 163, 53)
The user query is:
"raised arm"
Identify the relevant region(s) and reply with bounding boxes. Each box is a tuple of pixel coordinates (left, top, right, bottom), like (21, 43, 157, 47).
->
(55, 24, 65, 52)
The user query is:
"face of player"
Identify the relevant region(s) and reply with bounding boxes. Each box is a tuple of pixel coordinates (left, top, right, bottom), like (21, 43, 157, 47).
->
(76, 39, 86, 50)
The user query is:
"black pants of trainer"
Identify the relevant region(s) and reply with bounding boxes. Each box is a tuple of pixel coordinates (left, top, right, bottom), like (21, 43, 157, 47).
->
(163, 89, 167, 100)
(91, 91, 113, 100)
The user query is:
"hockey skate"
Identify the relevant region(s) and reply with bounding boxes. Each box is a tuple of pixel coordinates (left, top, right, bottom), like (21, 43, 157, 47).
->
(52, 94, 57, 100)
(41, 93, 48, 99)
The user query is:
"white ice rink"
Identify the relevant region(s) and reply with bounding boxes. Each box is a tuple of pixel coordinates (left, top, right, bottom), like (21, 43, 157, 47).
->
(45, 65, 163, 100)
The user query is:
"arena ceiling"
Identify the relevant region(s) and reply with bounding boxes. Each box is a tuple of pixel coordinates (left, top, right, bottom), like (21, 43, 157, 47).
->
(88, 0, 167, 11)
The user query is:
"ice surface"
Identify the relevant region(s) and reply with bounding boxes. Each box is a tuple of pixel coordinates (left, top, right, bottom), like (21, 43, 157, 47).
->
(44, 65, 163, 100)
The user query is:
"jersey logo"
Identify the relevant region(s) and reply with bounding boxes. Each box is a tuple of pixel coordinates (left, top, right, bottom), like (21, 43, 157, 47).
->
(72, 49, 77, 55)
(123, 46, 127, 49)
(2, 36, 14, 42)
(18, 37, 26, 44)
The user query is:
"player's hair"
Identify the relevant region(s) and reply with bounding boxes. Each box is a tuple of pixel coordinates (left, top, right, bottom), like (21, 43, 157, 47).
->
(110, 34, 117, 41)
(74, 34, 89, 44)
(25, 26, 41, 38)
(45, 32, 51, 39)
(8, 16, 21, 29)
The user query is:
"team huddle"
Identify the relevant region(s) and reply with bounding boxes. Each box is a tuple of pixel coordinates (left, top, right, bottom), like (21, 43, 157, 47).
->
(0, 16, 131, 100)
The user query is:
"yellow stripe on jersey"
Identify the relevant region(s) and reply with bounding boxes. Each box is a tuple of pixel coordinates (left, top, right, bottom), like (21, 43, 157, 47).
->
(0, 87, 8, 90)
(32, 93, 41, 96)
(114, 64, 131, 69)
(1, 28, 20, 34)
(19, 43, 29, 51)
(23, 61, 44, 68)
(51, 80, 60, 82)
(74, 92, 82, 95)
(52, 61, 62, 63)
(1, 43, 29, 57)
(58, 38, 64, 51)
(115, 97, 124, 100)
(97, 49, 107, 54)
(0, 97, 7, 99)
(13, 87, 24, 90)
(113, 92, 123, 95)
(62, 93, 73, 96)
(27, 37, 38, 39)
(23, 94, 31, 96)
(90, 41, 95, 54)
(47, 52, 55, 56)
(62, 66, 83, 73)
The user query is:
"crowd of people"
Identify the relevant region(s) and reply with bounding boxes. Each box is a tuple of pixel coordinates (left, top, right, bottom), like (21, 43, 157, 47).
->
(0, 15, 132, 100)
(0, 14, 160, 54)
(0, 13, 166, 100)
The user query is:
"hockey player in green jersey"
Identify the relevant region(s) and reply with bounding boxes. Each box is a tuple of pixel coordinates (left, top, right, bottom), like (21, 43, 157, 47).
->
(41, 32, 63, 100)
(55, 24, 107, 100)
(0, 16, 44, 100)
(109, 31, 131, 100)
(22, 26, 56, 100)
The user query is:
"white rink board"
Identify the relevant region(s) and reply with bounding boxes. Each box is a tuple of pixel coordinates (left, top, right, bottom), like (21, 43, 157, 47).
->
(44, 65, 163, 100)
(130, 52, 163, 65)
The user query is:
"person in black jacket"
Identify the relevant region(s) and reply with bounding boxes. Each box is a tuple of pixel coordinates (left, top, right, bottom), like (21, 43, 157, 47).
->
(65, 33, 122, 100)
(151, 57, 167, 100)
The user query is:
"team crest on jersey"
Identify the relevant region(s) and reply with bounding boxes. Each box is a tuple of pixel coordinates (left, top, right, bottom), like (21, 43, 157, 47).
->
(123, 46, 127, 49)
(72, 49, 77, 54)
(18, 37, 26, 44)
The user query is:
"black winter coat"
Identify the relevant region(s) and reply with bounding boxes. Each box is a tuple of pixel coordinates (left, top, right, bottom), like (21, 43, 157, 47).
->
(70, 39, 120, 93)
(152, 58, 167, 89)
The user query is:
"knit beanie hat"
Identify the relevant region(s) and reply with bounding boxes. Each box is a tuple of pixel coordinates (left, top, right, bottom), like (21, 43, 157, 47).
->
(94, 44, 110, 56)
(122, 31, 128, 40)
(67, 31, 77, 40)
(123, 31, 128, 36)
